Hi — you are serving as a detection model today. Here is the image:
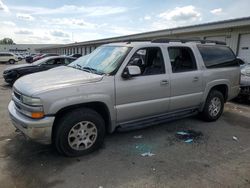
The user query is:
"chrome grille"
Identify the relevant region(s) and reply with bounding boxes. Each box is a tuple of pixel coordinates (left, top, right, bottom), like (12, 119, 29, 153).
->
(13, 90, 21, 101)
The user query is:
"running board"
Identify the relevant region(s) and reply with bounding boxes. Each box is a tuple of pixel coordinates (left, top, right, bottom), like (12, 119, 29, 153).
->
(117, 109, 198, 132)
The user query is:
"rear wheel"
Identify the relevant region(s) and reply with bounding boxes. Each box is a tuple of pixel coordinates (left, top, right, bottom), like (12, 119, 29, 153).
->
(9, 59, 15, 64)
(54, 108, 105, 157)
(201, 90, 224, 122)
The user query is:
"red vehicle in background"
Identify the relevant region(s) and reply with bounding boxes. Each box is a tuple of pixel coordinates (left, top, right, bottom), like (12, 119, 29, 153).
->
(32, 53, 58, 62)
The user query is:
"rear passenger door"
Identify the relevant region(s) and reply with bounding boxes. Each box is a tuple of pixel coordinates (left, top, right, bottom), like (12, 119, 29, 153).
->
(167, 46, 203, 111)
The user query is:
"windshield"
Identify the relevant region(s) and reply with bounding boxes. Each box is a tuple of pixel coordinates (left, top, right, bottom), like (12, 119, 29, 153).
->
(68, 46, 130, 75)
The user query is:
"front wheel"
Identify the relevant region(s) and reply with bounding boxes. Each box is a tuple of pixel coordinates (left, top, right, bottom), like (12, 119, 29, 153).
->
(54, 108, 105, 157)
(201, 90, 224, 122)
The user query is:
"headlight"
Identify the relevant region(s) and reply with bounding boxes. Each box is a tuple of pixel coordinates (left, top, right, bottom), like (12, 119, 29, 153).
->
(21, 95, 42, 106)
(3, 70, 11, 74)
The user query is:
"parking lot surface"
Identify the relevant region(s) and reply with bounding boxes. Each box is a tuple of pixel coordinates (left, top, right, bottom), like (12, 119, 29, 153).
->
(0, 62, 250, 188)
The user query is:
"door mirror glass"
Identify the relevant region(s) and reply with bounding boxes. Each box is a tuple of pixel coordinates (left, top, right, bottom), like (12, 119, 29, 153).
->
(128, 57, 142, 66)
(122, 65, 141, 79)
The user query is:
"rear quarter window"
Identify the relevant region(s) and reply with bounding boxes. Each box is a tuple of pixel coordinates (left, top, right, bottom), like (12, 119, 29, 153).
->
(197, 45, 238, 68)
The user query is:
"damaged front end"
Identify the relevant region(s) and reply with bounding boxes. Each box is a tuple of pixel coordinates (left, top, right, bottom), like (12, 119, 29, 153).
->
(240, 76, 250, 96)
(239, 64, 250, 99)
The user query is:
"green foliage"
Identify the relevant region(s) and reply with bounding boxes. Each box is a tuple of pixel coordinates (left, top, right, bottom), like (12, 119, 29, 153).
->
(0, 38, 15, 45)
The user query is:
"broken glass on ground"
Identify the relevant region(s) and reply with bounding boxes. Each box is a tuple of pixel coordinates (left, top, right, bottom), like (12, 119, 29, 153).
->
(141, 152, 155, 157)
(175, 130, 203, 143)
(232, 136, 238, 141)
(133, 135, 143, 139)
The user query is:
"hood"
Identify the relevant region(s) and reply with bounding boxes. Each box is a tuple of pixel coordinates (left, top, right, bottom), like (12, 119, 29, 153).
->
(4, 64, 34, 72)
(14, 66, 103, 96)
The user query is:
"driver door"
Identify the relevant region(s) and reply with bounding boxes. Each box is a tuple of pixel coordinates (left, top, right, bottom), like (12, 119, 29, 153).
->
(115, 47, 170, 123)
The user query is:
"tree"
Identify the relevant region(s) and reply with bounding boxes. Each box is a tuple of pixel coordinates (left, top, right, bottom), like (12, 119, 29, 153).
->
(0, 38, 15, 45)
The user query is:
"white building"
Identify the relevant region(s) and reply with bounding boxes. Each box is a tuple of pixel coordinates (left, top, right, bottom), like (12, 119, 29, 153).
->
(37, 16, 250, 63)
(0, 44, 57, 55)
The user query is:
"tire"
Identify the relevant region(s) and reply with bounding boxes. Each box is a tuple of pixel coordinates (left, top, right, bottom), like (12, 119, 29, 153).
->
(9, 59, 15, 64)
(201, 90, 224, 122)
(53, 108, 105, 157)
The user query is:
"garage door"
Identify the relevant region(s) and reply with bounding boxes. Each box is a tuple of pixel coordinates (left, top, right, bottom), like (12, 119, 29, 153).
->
(205, 36, 226, 42)
(238, 34, 250, 64)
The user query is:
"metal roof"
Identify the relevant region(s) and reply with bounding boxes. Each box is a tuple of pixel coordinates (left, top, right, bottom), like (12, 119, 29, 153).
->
(37, 16, 250, 50)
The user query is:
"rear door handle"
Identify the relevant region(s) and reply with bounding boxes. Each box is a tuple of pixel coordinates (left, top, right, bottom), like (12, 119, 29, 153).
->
(161, 80, 169, 85)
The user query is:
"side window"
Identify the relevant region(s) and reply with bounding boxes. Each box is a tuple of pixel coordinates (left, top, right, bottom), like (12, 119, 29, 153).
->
(45, 59, 56, 65)
(168, 47, 197, 73)
(128, 47, 165, 76)
(56, 58, 64, 64)
(64, 58, 75, 65)
(45, 58, 62, 65)
(197, 45, 238, 68)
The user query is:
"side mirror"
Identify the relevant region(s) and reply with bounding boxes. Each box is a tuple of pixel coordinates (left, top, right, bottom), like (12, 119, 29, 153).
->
(122, 65, 141, 79)
(129, 58, 140, 65)
(237, 59, 245, 65)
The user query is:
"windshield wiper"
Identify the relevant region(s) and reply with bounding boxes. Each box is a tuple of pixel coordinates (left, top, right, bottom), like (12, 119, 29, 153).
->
(76, 64, 82, 69)
(68, 64, 82, 70)
(68, 65, 104, 75)
(82, 67, 104, 75)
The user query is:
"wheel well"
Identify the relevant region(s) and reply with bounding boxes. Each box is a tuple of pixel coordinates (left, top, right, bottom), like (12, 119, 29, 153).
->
(52, 102, 111, 138)
(210, 84, 228, 101)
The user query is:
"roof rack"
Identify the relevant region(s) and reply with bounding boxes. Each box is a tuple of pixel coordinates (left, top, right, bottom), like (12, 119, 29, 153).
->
(151, 38, 226, 45)
(115, 39, 151, 44)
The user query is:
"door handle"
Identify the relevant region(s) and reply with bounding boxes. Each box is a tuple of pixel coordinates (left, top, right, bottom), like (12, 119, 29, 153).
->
(161, 80, 169, 85)
(193, 77, 199, 82)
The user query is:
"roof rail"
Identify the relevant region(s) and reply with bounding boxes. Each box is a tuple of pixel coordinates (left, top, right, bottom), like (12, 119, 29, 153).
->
(115, 39, 151, 44)
(151, 38, 226, 45)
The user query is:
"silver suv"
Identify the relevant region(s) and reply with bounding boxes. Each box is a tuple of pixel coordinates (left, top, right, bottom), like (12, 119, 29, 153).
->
(8, 39, 240, 156)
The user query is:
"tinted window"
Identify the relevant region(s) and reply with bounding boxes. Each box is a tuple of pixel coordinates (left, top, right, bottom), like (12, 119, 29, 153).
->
(0, 53, 12, 56)
(128, 47, 165, 76)
(168, 47, 197, 73)
(45, 58, 62, 65)
(197, 45, 238, 68)
(64, 58, 75, 65)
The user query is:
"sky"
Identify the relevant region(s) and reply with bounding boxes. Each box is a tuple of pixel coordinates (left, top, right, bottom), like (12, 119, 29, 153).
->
(0, 0, 250, 44)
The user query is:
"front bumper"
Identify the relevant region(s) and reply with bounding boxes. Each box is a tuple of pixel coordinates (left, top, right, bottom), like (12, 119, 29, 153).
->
(240, 86, 250, 96)
(8, 100, 55, 144)
(240, 76, 250, 96)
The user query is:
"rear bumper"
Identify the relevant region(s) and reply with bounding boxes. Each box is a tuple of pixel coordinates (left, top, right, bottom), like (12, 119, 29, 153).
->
(8, 100, 55, 144)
